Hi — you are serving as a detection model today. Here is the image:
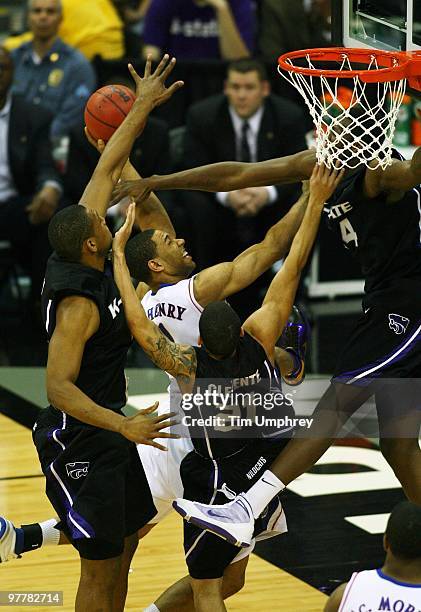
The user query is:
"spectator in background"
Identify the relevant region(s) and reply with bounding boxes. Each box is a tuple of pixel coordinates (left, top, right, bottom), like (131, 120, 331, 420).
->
(142, 0, 254, 61)
(325, 502, 421, 611)
(182, 58, 307, 318)
(259, 0, 331, 60)
(113, 0, 151, 56)
(0, 47, 61, 301)
(10, 0, 96, 143)
(4, 0, 124, 62)
(58, 0, 125, 60)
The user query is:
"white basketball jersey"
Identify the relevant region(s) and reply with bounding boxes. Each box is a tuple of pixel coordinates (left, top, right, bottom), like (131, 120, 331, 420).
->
(339, 569, 421, 612)
(141, 276, 203, 347)
(141, 276, 203, 419)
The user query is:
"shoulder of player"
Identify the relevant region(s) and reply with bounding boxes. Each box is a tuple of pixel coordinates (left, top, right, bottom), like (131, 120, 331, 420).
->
(193, 264, 234, 307)
(136, 282, 151, 300)
(324, 582, 348, 612)
(56, 295, 100, 336)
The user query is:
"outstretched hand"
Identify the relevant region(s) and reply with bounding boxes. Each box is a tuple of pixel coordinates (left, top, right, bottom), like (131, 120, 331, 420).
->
(111, 178, 152, 207)
(129, 54, 184, 109)
(113, 201, 136, 255)
(119, 401, 180, 450)
(309, 163, 345, 204)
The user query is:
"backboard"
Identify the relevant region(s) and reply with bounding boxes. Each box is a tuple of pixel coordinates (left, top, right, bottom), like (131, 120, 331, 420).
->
(332, 1, 421, 52)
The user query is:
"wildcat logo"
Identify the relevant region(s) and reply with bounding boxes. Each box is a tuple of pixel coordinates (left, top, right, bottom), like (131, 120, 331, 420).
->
(388, 313, 410, 335)
(65, 462, 90, 479)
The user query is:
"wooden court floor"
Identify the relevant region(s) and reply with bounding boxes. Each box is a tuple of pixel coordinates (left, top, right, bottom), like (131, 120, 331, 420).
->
(0, 414, 327, 611)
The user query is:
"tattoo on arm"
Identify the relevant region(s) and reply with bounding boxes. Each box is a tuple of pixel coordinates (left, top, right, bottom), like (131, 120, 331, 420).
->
(145, 330, 197, 383)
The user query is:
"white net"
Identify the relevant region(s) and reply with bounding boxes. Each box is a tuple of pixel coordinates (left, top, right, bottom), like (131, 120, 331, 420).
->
(279, 52, 407, 169)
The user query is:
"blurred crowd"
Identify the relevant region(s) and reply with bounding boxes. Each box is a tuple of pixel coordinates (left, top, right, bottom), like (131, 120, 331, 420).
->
(0, 0, 332, 328)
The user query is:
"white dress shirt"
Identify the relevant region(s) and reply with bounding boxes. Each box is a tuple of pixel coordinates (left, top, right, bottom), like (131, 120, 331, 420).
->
(0, 94, 18, 202)
(217, 105, 277, 206)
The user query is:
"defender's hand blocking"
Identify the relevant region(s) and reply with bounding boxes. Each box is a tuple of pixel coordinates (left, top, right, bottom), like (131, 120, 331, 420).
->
(113, 201, 136, 255)
(119, 401, 179, 450)
(309, 163, 345, 205)
(111, 178, 152, 207)
(129, 54, 184, 109)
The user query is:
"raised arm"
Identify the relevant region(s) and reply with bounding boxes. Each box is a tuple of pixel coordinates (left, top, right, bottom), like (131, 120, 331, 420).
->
(83, 129, 176, 237)
(79, 54, 183, 216)
(46, 296, 175, 449)
(112, 203, 197, 384)
(111, 149, 316, 204)
(193, 184, 310, 307)
(364, 146, 421, 198)
(243, 165, 344, 360)
(121, 159, 176, 237)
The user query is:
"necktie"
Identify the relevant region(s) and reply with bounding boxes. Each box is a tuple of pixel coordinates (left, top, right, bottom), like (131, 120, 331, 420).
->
(239, 121, 251, 162)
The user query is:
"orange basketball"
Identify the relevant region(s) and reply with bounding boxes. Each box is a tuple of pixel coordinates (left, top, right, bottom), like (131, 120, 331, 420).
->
(84, 85, 136, 142)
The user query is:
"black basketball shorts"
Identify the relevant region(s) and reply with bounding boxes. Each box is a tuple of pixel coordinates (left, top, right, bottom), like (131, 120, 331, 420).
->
(33, 407, 157, 560)
(180, 438, 289, 580)
(333, 299, 421, 383)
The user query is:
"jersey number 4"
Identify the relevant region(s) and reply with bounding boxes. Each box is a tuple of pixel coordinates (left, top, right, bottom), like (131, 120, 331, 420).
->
(339, 218, 358, 248)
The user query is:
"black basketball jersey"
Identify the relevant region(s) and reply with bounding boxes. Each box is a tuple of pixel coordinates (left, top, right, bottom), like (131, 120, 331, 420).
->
(41, 253, 132, 413)
(326, 153, 421, 304)
(186, 332, 295, 460)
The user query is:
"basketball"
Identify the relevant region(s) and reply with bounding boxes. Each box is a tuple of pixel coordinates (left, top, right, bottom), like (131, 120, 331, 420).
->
(84, 84, 136, 142)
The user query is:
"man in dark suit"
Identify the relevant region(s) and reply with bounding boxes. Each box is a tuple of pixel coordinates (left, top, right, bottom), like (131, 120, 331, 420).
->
(0, 47, 61, 301)
(182, 58, 307, 317)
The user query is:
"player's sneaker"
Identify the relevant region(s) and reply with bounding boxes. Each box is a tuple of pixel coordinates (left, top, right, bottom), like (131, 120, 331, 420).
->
(0, 517, 18, 562)
(279, 304, 309, 386)
(173, 494, 255, 548)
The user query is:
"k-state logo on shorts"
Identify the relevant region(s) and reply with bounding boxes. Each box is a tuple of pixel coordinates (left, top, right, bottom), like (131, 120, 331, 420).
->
(65, 462, 90, 479)
(388, 313, 410, 335)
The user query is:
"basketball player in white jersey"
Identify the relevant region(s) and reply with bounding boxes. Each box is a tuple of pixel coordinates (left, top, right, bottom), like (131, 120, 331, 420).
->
(325, 501, 421, 612)
(1, 147, 310, 609)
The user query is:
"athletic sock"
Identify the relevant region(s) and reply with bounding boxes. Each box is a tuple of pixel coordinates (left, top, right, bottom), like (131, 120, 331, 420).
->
(143, 605, 160, 612)
(242, 470, 285, 518)
(40, 519, 61, 546)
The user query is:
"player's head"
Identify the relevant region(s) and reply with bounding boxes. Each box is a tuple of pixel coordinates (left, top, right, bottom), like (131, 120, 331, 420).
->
(48, 205, 112, 263)
(224, 59, 270, 119)
(125, 230, 195, 285)
(28, 0, 62, 41)
(383, 501, 421, 562)
(0, 48, 13, 99)
(199, 301, 242, 358)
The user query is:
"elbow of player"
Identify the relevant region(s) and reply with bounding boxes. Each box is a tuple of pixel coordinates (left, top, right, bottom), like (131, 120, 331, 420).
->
(46, 380, 66, 408)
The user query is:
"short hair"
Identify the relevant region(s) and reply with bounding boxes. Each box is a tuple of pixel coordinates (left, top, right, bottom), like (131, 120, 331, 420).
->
(227, 58, 268, 81)
(48, 205, 94, 262)
(125, 230, 157, 283)
(199, 302, 241, 358)
(386, 501, 421, 560)
(28, 0, 63, 13)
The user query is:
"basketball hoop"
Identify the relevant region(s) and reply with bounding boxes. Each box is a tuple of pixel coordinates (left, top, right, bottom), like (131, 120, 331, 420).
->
(278, 48, 421, 169)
